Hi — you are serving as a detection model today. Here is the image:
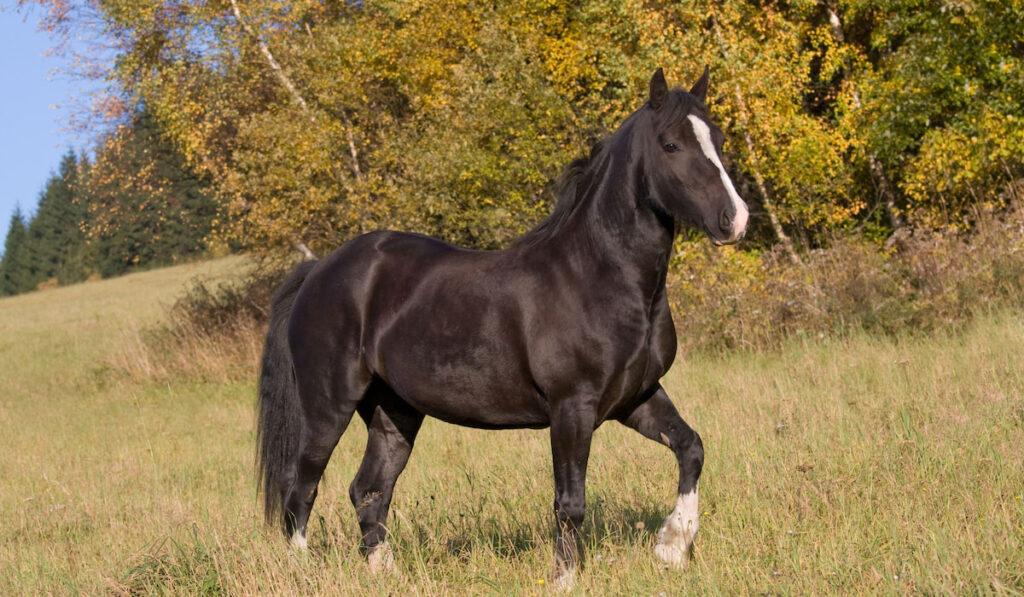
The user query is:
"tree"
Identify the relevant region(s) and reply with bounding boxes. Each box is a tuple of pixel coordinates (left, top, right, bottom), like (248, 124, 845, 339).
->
(20, 0, 1024, 260)
(80, 109, 218, 276)
(835, 0, 1024, 230)
(0, 207, 32, 295)
(23, 152, 89, 287)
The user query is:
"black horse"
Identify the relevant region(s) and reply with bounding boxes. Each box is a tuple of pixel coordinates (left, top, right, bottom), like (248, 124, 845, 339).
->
(257, 68, 748, 587)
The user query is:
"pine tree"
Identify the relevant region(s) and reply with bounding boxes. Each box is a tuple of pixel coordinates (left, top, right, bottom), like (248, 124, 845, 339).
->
(81, 109, 217, 276)
(0, 207, 31, 295)
(22, 152, 89, 288)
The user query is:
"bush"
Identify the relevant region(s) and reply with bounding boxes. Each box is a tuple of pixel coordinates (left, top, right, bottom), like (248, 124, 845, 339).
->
(668, 204, 1024, 354)
(115, 262, 297, 382)
(130, 203, 1024, 377)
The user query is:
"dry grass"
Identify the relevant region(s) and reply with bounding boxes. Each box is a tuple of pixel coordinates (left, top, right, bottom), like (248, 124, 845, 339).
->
(1, 255, 1022, 595)
(109, 259, 283, 383)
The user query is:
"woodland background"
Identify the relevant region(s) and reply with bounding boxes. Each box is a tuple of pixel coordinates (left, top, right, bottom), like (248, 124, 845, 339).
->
(2, 4, 1023, 592)
(3, 0, 1024, 350)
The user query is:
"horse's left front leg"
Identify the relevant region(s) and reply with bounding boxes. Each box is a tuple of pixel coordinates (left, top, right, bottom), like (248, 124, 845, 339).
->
(549, 399, 596, 590)
(618, 384, 703, 567)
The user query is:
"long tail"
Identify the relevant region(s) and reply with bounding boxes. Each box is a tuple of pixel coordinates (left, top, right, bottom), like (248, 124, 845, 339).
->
(256, 260, 318, 526)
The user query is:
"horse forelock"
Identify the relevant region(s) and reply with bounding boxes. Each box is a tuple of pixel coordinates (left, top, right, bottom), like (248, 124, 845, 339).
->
(652, 88, 705, 128)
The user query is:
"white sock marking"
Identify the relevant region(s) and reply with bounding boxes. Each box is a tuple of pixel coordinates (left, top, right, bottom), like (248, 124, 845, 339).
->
(289, 530, 308, 549)
(687, 114, 749, 241)
(367, 541, 396, 574)
(552, 564, 576, 592)
(654, 485, 699, 567)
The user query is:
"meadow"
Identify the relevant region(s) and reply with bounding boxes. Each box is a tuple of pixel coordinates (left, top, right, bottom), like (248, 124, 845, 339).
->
(1, 257, 1022, 595)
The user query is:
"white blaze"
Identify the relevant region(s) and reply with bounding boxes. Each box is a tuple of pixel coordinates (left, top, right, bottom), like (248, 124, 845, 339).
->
(654, 485, 699, 567)
(687, 114, 749, 241)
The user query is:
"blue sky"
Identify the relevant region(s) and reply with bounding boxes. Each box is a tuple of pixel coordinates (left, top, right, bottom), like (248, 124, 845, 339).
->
(0, 5, 98, 249)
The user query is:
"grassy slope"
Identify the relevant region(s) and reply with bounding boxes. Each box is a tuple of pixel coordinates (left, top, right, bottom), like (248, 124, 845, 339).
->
(0, 257, 1021, 595)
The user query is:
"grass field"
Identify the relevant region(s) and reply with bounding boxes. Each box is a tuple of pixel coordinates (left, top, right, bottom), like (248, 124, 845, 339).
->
(1, 257, 1022, 595)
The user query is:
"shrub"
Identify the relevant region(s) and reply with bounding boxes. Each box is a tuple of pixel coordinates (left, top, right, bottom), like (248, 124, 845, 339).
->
(668, 204, 1024, 354)
(129, 203, 1024, 377)
(115, 262, 296, 382)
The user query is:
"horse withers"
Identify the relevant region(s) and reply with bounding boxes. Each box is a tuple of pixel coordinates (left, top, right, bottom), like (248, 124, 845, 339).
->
(256, 67, 748, 587)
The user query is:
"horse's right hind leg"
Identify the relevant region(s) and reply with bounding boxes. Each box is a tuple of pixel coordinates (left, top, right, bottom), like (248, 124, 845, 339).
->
(349, 383, 424, 573)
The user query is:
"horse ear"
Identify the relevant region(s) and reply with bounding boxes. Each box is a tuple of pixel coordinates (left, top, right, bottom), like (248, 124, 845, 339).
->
(689, 65, 710, 103)
(649, 68, 668, 110)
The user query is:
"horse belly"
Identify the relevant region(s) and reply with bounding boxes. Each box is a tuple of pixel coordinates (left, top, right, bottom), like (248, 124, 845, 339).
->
(371, 312, 549, 429)
(385, 358, 549, 429)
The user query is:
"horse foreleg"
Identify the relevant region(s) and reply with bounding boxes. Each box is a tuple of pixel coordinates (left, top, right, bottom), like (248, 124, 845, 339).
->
(618, 385, 703, 567)
(349, 387, 423, 574)
(549, 401, 596, 590)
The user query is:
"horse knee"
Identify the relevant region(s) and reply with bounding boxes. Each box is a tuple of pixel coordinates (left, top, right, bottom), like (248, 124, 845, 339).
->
(348, 480, 364, 510)
(349, 479, 383, 513)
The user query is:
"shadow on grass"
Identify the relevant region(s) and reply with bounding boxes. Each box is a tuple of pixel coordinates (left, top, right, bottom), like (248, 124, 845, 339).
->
(385, 497, 667, 562)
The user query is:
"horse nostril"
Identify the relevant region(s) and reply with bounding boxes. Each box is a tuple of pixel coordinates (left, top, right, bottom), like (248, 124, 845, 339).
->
(720, 210, 733, 233)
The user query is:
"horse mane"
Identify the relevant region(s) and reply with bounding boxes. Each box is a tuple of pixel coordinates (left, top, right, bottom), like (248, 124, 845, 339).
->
(511, 139, 610, 247)
(508, 95, 700, 249)
(509, 88, 706, 248)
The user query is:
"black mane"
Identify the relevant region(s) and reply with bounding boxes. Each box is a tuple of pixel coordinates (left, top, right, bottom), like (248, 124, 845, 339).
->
(511, 140, 608, 247)
(511, 90, 697, 249)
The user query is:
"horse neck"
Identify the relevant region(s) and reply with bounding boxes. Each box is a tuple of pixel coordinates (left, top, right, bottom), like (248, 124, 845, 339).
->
(552, 128, 675, 294)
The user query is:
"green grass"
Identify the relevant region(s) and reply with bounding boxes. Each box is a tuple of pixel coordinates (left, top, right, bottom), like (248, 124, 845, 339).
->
(1, 256, 1022, 595)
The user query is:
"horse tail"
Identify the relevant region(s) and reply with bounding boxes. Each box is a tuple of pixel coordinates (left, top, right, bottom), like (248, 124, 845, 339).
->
(256, 259, 318, 526)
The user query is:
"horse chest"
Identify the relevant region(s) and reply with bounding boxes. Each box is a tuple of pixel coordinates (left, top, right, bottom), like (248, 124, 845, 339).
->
(528, 294, 666, 408)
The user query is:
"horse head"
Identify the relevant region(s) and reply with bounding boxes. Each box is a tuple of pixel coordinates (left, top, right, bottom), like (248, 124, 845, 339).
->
(640, 67, 749, 245)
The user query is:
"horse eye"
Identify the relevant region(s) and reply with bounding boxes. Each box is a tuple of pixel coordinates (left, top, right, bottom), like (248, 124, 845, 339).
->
(662, 143, 678, 153)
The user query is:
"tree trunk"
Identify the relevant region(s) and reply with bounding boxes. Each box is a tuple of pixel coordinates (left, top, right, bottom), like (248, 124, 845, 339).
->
(293, 239, 317, 261)
(229, 0, 310, 113)
(710, 15, 802, 265)
(824, 4, 905, 235)
(229, 0, 363, 250)
(732, 87, 802, 265)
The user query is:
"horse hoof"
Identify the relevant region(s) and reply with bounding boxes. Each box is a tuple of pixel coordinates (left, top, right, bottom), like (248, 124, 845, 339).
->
(655, 488, 698, 568)
(367, 541, 396, 575)
(654, 542, 689, 568)
(551, 567, 575, 592)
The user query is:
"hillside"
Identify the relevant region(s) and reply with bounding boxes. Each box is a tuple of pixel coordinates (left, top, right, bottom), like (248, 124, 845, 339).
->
(1, 257, 1021, 594)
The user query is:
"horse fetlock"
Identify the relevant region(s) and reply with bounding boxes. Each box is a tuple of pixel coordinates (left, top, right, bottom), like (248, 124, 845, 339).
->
(551, 562, 576, 592)
(289, 530, 308, 550)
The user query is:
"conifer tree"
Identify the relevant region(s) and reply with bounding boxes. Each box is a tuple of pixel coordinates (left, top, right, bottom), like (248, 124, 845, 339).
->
(23, 152, 89, 288)
(0, 207, 31, 295)
(80, 109, 217, 276)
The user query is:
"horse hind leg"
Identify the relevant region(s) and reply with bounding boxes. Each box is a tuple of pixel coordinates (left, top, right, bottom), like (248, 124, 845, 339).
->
(282, 365, 368, 548)
(348, 382, 424, 574)
(618, 385, 703, 567)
